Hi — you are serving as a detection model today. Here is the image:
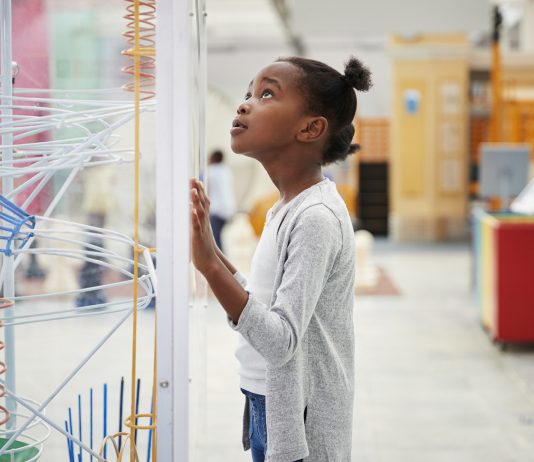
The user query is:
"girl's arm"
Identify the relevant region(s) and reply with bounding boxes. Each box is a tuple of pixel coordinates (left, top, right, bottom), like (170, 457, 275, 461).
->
(215, 247, 248, 289)
(203, 259, 248, 324)
(228, 205, 342, 367)
(190, 179, 248, 323)
(215, 246, 238, 276)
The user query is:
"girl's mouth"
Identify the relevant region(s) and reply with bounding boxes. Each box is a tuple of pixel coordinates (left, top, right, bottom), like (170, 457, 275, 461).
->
(230, 118, 248, 136)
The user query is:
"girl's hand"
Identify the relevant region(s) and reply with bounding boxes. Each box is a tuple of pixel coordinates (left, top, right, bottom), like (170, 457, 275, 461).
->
(190, 178, 219, 275)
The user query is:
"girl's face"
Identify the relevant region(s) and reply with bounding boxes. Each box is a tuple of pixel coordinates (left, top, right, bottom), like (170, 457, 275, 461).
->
(230, 62, 308, 158)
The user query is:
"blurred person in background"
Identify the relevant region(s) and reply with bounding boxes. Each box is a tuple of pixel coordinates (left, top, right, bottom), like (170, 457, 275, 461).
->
(207, 149, 236, 251)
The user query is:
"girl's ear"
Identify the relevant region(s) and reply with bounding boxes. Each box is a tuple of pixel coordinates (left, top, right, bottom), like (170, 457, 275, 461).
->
(296, 116, 328, 143)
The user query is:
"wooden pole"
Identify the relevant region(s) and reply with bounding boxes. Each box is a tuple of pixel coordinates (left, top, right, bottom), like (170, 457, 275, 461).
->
(490, 5, 503, 142)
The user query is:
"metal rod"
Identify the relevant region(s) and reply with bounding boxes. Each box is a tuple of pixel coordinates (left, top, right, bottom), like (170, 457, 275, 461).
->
(103, 383, 108, 459)
(0, 0, 17, 430)
(0, 309, 133, 454)
(2, 387, 106, 462)
(90, 388, 94, 462)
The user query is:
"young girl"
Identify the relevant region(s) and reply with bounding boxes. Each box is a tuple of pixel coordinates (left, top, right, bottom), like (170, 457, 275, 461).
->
(190, 56, 372, 462)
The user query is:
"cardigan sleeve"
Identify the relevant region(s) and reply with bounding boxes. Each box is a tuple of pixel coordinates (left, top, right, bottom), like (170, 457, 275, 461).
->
(232, 271, 248, 288)
(229, 204, 342, 367)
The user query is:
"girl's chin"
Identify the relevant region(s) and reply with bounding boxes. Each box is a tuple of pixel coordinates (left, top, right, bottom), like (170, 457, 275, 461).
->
(230, 147, 257, 159)
(230, 141, 249, 155)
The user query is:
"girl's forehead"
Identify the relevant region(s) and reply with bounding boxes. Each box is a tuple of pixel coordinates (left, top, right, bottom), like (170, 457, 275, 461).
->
(250, 62, 300, 88)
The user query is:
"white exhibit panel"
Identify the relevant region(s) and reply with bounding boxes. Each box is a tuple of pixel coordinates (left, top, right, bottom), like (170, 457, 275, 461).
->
(0, 0, 211, 459)
(156, 0, 207, 461)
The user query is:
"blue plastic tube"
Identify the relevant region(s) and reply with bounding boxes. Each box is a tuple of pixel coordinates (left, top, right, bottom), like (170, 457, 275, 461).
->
(134, 378, 141, 445)
(65, 420, 75, 462)
(118, 377, 124, 450)
(146, 398, 153, 462)
(68, 408, 75, 462)
(78, 394, 83, 462)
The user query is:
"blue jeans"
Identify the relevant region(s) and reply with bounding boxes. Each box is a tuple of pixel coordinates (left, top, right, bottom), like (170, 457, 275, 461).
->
(209, 214, 226, 251)
(241, 389, 303, 462)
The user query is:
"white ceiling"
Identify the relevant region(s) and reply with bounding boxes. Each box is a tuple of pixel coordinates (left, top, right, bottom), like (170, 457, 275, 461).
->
(291, 0, 492, 38)
(206, 0, 285, 44)
(207, 0, 500, 52)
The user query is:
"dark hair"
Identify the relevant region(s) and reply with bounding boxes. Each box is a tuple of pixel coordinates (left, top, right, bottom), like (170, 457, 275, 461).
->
(210, 150, 224, 163)
(277, 56, 372, 165)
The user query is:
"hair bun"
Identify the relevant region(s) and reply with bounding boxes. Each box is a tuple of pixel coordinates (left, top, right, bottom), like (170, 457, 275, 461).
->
(344, 57, 372, 92)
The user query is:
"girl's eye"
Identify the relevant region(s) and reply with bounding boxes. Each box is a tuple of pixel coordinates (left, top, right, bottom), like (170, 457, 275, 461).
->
(261, 89, 273, 99)
(244, 92, 252, 101)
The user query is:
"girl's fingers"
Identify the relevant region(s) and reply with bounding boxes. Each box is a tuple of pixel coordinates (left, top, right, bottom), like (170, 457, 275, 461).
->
(191, 209, 204, 234)
(190, 193, 206, 223)
(190, 180, 210, 210)
(196, 202, 205, 219)
(191, 178, 203, 193)
(192, 194, 204, 215)
(191, 187, 210, 220)
(191, 186, 203, 205)
(192, 209, 199, 227)
(195, 182, 209, 209)
(191, 188, 202, 207)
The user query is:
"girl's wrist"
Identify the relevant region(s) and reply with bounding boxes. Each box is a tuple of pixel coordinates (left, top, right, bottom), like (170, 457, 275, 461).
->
(201, 256, 223, 280)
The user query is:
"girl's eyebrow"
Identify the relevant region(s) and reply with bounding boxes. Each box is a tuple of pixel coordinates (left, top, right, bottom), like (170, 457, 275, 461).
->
(248, 77, 282, 92)
(260, 77, 282, 90)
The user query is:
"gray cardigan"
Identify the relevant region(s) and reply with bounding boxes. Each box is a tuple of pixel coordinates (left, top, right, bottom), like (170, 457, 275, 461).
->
(229, 179, 355, 462)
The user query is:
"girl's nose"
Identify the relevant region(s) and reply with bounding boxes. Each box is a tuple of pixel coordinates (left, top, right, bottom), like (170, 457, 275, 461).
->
(237, 101, 250, 115)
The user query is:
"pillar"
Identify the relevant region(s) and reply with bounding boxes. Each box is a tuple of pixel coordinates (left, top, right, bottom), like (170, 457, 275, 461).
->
(389, 35, 470, 241)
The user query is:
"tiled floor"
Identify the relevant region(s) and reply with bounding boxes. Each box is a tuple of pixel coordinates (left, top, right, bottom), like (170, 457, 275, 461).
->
(6, 239, 534, 461)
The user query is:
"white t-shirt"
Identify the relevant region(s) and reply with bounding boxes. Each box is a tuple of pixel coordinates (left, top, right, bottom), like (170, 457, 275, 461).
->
(235, 200, 290, 395)
(207, 163, 235, 220)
